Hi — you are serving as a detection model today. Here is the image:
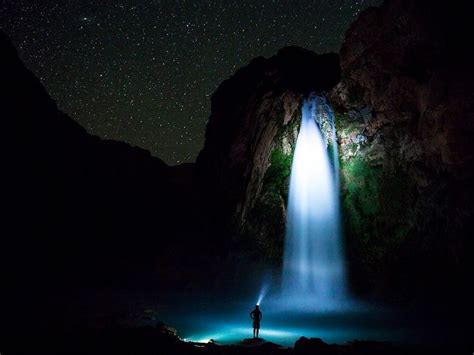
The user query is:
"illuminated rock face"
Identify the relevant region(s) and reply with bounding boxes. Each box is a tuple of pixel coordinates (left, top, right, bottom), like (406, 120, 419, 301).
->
(282, 94, 347, 307)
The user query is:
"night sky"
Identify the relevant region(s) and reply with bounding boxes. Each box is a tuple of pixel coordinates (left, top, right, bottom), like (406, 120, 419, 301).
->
(2, 1, 381, 164)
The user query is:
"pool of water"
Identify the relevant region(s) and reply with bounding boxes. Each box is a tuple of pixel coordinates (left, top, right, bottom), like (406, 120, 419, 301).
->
(75, 288, 471, 349)
(175, 310, 406, 346)
(152, 297, 465, 347)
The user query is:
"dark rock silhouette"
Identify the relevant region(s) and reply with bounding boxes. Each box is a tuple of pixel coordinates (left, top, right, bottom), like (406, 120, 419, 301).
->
(1, 29, 204, 343)
(294, 337, 332, 355)
(12, 324, 461, 355)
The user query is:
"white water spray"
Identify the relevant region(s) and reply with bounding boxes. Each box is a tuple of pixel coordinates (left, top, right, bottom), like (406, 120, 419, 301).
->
(281, 94, 347, 309)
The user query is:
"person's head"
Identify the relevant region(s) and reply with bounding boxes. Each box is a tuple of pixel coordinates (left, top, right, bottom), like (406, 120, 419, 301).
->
(255, 305, 259, 310)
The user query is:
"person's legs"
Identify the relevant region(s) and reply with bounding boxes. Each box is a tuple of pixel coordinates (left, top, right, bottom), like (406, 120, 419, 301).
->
(253, 328, 256, 338)
(256, 328, 259, 338)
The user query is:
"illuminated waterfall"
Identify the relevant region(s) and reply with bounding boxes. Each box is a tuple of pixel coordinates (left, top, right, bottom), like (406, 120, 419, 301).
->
(282, 94, 347, 309)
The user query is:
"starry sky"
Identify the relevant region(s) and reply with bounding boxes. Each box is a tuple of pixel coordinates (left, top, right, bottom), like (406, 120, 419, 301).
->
(2, 1, 381, 164)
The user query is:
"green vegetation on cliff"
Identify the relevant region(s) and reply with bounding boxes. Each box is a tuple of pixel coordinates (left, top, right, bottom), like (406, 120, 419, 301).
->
(264, 149, 293, 204)
(341, 156, 382, 237)
(238, 148, 293, 265)
(340, 151, 416, 294)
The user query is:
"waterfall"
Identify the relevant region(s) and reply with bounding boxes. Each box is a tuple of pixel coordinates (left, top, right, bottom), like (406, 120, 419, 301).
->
(281, 94, 347, 309)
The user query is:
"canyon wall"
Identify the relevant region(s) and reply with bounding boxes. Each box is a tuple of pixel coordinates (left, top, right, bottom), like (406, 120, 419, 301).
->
(329, 0, 473, 300)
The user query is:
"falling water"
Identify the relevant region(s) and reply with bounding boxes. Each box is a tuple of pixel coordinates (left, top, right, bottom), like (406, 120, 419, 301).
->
(281, 94, 347, 309)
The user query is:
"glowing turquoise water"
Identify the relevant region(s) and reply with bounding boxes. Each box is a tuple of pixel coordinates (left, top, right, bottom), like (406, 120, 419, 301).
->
(282, 94, 347, 309)
(156, 299, 440, 347)
(182, 312, 398, 346)
(106, 290, 468, 349)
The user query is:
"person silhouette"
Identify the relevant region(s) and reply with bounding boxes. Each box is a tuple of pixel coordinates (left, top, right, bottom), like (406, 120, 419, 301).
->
(249, 305, 262, 339)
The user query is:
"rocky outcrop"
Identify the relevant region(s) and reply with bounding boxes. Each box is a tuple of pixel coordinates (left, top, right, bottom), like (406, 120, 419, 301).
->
(196, 47, 340, 266)
(329, 0, 474, 300)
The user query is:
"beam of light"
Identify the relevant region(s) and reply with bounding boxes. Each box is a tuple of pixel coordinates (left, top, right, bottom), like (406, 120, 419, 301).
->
(256, 284, 268, 306)
(281, 94, 347, 310)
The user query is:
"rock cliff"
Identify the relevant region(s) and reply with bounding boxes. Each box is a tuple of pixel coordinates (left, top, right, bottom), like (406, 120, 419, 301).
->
(329, 0, 473, 300)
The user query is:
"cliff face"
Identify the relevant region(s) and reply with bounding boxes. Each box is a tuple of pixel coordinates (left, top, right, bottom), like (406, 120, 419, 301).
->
(329, 0, 474, 299)
(196, 47, 340, 265)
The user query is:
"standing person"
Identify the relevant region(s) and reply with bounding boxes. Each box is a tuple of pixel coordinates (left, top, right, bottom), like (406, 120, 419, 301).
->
(249, 305, 262, 339)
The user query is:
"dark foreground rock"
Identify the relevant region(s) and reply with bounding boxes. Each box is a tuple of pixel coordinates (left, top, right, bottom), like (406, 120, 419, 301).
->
(294, 337, 332, 354)
(3, 326, 468, 355)
(240, 337, 282, 350)
(0, 29, 208, 340)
